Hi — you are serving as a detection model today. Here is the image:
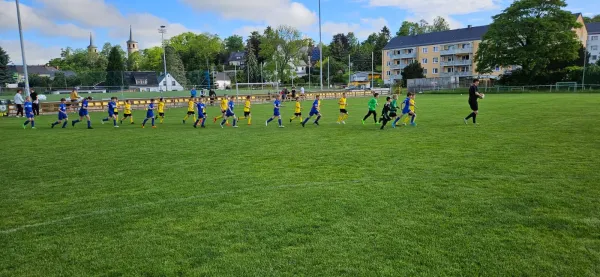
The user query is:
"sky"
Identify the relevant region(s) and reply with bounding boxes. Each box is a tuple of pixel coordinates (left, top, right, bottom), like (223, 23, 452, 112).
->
(0, 0, 598, 65)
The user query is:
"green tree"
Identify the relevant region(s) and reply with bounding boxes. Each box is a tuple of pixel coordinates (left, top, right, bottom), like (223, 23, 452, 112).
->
(165, 45, 187, 87)
(224, 35, 245, 53)
(52, 72, 68, 88)
(127, 51, 141, 71)
(245, 42, 260, 83)
(583, 15, 600, 23)
(0, 46, 12, 86)
(247, 31, 264, 65)
(29, 74, 51, 88)
(396, 21, 419, 36)
(430, 16, 450, 32)
(259, 25, 306, 82)
(373, 26, 391, 71)
(597, 59, 600, 66)
(401, 61, 425, 86)
(396, 17, 449, 37)
(105, 46, 126, 87)
(475, 0, 581, 77)
(139, 46, 163, 71)
(170, 32, 224, 71)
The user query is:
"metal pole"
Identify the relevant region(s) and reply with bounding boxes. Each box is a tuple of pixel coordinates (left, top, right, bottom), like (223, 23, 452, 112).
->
(275, 61, 279, 91)
(582, 49, 587, 90)
(319, 0, 323, 91)
(327, 57, 330, 88)
(159, 25, 168, 95)
(309, 56, 311, 90)
(371, 51, 374, 89)
(348, 54, 351, 86)
(261, 62, 264, 90)
(15, 0, 30, 96)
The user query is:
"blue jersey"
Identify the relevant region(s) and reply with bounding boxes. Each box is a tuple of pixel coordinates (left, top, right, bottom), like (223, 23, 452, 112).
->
(402, 97, 410, 114)
(311, 100, 319, 112)
(80, 99, 88, 111)
(228, 100, 235, 112)
(108, 101, 115, 114)
(24, 101, 33, 114)
(273, 99, 281, 116)
(59, 103, 67, 114)
(196, 102, 206, 117)
(191, 89, 197, 97)
(147, 103, 155, 117)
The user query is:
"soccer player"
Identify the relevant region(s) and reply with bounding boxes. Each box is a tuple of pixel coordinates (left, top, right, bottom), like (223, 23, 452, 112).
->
(142, 99, 157, 128)
(238, 95, 252, 125)
(213, 95, 230, 125)
(101, 97, 119, 127)
(362, 93, 379, 124)
(183, 96, 196, 124)
(397, 92, 417, 126)
(193, 97, 207, 128)
(121, 100, 134, 124)
(301, 95, 322, 127)
(337, 92, 349, 124)
(69, 88, 79, 113)
(265, 94, 284, 128)
(72, 96, 93, 129)
(380, 97, 392, 130)
(156, 97, 166, 124)
(464, 79, 483, 125)
(51, 98, 69, 128)
(389, 94, 400, 128)
(289, 97, 303, 122)
(221, 96, 238, 128)
(22, 96, 35, 129)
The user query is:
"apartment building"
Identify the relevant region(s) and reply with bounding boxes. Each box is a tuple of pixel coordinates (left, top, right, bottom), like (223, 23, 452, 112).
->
(587, 23, 600, 64)
(383, 13, 588, 84)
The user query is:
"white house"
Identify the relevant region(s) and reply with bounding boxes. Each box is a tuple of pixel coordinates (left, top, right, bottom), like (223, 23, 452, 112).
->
(215, 72, 231, 90)
(158, 73, 184, 91)
(125, 71, 184, 92)
(587, 23, 600, 64)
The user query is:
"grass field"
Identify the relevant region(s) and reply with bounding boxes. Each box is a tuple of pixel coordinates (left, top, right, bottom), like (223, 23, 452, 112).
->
(1, 94, 599, 276)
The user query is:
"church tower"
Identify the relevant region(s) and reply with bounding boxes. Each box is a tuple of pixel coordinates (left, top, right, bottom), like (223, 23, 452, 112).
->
(127, 25, 139, 56)
(87, 32, 97, 54)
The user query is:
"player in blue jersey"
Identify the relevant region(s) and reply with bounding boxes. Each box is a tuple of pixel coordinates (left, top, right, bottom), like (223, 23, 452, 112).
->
(221, 95, 238, 128)
(22, 96, 35, 129)
(142, 99, 157, 128)
(51, 98, 69, 128)
(265, 95, 284, 128)
(394, 92, 417, 127)
(72, 96, 93, 129)
(193, 97, 207, 128)
(301, 95, 322, 127)
(101, 97, 119, 127)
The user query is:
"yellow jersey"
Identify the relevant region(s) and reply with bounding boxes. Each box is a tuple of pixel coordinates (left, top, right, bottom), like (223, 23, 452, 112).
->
(124, 103, 132, 114)
(409, 99, 415, 112)
(158, 101, 165, 113)
(187, 100, 195, 112)
(70, 91, 79, 100)
(220, 99, 228, 111)
(113, 102, 119, 113)
(294, 101, 302, 113)
(244, 100, 251, 112)
(338, 97, 347, 109)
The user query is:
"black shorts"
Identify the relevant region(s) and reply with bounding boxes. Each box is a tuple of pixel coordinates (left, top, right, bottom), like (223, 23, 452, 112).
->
(389, 112, 397, 117)
(294, 112, 302, 116)
(113, 112, 119, 115)
(187, 111, 195, 115)
(159, 113, 165, 117)
(244, 111, 251, 117)
(124, 113, 132, 117)
(70, 99, 78, 103)
(221, 109, 226, 114)
(469, 101, 478, 111)
(340, 109, 348, 114)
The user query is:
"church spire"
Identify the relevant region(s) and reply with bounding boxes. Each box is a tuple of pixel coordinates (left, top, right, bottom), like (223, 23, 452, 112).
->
(89, 32, 94, 47)
(129, 25, 133, 42)
(87, 32, 97, 53)
(127, 26, 139, 55)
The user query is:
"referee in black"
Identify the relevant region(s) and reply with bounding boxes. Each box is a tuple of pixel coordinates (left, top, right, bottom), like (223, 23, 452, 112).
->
(464, 79, 484, 125)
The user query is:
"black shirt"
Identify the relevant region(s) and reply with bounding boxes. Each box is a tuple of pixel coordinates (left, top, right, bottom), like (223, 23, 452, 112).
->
(30, 92, 38, 101)
(381, 102, 391, 115)
(469, 85, 479, 102)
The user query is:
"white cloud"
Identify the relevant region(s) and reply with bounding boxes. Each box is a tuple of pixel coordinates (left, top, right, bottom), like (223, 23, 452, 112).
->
(0, 39, 62, 65)
(35, 0, 122, 28)
(322, 18, 389, 40)
(232, 25, 267, 38)
(182, 0, 317, 30)
(0, 0, 90, 39)
(368, 0, 499, 15)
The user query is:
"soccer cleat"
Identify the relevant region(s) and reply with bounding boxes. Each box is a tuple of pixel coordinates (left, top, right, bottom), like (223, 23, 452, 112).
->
(182, 120, 186, 124)
(314, 121, 319, 126)
(87, 127, 93, 129)
(22, 124, 26, 129)
(464, 118, 468, 125)
(342, 121, 346, 125)
(213, 117, 217, 123)
(193, 124, 197, 128)
(114, 125, 119, 128)
(279, 125, 285, 128)
(201, 125, 206, 128)
(301, 122, 306, 127)
(72, 121, 76, 127)
(51, 123, 55, 129)
(336, 121, 340, 124)
(152, 126, 157, 129)
(233, 125, 239, 128)
(265, 120, 269, 126)
(362, 120, 366, 125)
(31, 127, 36, 129)
(226, 123, 231, 126)
(131, 122, 135, 125)
(220, 124, 224, 128)
(411, 122, 417, 126)
(101, 120, 104, 125)
(290, 119, 292, 123)
(141, 125, 145, 128)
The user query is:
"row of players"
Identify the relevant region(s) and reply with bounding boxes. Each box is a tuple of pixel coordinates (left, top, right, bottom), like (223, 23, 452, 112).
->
(19, 92, 418, 130)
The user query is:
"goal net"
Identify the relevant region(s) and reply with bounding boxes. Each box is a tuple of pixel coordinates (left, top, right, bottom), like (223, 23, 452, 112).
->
(555, 82, 578, 92)
(235, 83, 279, 95)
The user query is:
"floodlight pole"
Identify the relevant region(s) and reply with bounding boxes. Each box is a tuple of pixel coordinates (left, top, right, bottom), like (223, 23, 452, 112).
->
(159, 25, 168, 95)
(15, 0, 30, 96)
(319, 0, 323, 91)
(582, 49, 588, 90)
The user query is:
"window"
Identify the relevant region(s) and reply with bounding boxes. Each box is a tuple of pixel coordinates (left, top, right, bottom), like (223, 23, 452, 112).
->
(422, 58, 428, 64)
(592, 46, 598, 51)
(422, 47, 428, 53)
(387, 61, 391, 66)
(495, 66, 500, 71)
(592, 55, 598, 61)
(592, 36, 598, 41)
(433, 57, 439, 64)
(433, 68, 438, 74)
(387, 71, 391, 76)
(433, 46, 439, 52)
(163, 81, 167, 86)
(423, 69, 427, 74)
(172, 81, 176, 86)
(135, 79, 147, 85)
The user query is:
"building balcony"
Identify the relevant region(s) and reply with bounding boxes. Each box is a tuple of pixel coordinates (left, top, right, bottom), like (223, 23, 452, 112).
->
(389, 63, 409, 70)
(391, 52, 416, 59)
(440, 71, 472, 77)
(440, 47, 473, 55)
(389, 74, 402, 80)
(440, 60, 473, 66)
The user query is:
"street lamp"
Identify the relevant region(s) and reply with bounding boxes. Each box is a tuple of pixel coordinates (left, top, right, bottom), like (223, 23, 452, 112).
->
(158, 25, 168, 94)
(319, 0, 323, 91)
(15, 0, 30, 96)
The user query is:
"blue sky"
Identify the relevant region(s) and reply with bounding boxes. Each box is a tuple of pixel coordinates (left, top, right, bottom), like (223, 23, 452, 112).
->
(0, 0, 598, 64)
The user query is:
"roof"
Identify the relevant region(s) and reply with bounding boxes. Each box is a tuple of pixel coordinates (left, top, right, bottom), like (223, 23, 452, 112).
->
(215, 72, 230, 81)
(384, 25, 489, 50)
(124, 71, 159, 87)
(9, 65, 76, 78)
(227, 51, 246, 63)
(587, 23, 600, 34)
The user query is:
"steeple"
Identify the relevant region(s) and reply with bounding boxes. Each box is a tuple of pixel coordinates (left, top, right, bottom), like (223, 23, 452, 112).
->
(87, 32, 97, 54)
(127, 25, 139, 56)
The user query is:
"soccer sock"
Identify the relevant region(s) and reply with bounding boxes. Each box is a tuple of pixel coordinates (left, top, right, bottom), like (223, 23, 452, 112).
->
(142, 118, 148, 125)
(233, 119, 237, 126)
(130, 116, 134, 123)
(73, 119, 80, 124)
(473, 114, 477, 124)
(184, 115, 189, 121)
(239, 116, 245, 120)
(160, 116, 164, 123)
(278, 119, 282, 126)
(52, 121, 58, 127)
(315, 115, 321, 123)
(221, 119, 226, 126)
(201, 118, 206, 126)
(337, 115, 342, 122)
(87, 120, 91, 128)
(465, 112, 474, 120)
(373, 113, 378, 123)
(343, 114, 348, 121)
(102, 117, 109, 122)
(62, 121, 68, 128)
(151, 118, 155, 126)
(290, 116, 296, 121)
(31, 121, 35, 127)
(393, 117, 401, 125)
(215, 115, 223, 120)
(411, 115, 416, 123)
(403, 116, 410, 124)
(302, 117, 310, 125)
(267, 118, 273, 123)
(363, 114, 369, 121)
(23, 121, 29, 126)
(113, 120, 117, 126)
(248, 117, 251, 125)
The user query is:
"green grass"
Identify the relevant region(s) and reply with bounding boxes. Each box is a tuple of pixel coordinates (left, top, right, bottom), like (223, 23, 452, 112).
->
(1, 94, 599, 276)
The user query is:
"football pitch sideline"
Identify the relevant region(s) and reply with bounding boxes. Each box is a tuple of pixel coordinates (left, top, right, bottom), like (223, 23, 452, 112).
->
(0, 94, 599, 276)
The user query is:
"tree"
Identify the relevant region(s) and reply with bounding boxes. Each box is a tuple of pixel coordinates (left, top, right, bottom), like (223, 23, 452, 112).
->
(165, 45, 186, 87)
(401, 61, 425, 86)
(373, 26, 391, 71)
(224, 35, 245, 53)
(139, 46, 163, 72)
(597, 59, 600, 66)
(475, 0, 581, 78)
(51, 72, 68, 88)
(329, 33, 350, 62)
(245, 42, 259, 83)
(105, 46, 126, 87)
(170, 32, 224, 71)
(247, 31, 264, 64)
(396, 17, 450, 37)
(127, 51, 142, 71)
(259, 25, 306, 82)
(583, 14, 600, 23)
(396, 21, 419, 36)
(0, 46, 12, 86)
(29, 74, 51, 88)
(431, 16, 450, 32)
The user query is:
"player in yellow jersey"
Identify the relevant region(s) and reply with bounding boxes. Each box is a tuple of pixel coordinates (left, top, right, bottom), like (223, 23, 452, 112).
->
(213, 95, 230, 125)
(183, 96, 196, 124)
(337, 92, 348, 124)
(238, 95, 252, 125)
(155, 98, 166, 123)
(289, 97, 303, 122)
(120, 100, 134, 124)
(398, 92, 417, 126)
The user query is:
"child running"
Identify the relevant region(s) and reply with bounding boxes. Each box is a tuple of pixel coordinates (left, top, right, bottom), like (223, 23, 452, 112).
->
(142, 99, 157, 128)
(301, 95, 322, 127)
(183, 96, 196, 124)
(265, 94, 284, 128)
(22, 96, 35, 129)
(221, 96, 238, 128)
(121, 100, 134, 124)
(380, 97, 392, 130)
(213, 95, 230, 125)
(101, 97, 119, 127)
(362, 93, 379, 124)
(337, 92, 349, 124)
(72, 96, 93, 129)
(396, 92, 417, 126)
(193, 97, 207, 128)
(289, 97, 303, 122)
(51, 98, 69, 128)
(238, 95, 252, 125)
(389, 94, 400, 128)
(156, 98, 165, 123)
